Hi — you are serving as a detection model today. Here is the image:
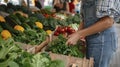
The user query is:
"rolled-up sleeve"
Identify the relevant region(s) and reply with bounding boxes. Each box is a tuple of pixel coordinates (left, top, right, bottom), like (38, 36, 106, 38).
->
(96, 0, 120, 22)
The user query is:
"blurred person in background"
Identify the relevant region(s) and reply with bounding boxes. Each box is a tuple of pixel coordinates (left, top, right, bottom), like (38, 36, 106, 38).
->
(53, 0, 68, 12)
(68, 0, 75, 13)
(39, 0, 44, 8)
(34, 0, 42, 9)
(21, 0, 27, 7)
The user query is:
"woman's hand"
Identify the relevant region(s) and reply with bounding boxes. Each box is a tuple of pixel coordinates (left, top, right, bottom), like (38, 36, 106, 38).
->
(66, 31, 85, 45)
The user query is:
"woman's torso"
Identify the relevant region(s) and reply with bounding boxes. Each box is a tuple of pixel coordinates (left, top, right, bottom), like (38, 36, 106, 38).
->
(81, 0, 117, 45)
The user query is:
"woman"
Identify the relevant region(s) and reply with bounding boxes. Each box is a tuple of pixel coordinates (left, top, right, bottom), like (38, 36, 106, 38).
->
(34, 0, 42, 9)
(68, 0, 75, 13)
(53, 0, 67, 12)
(66, 0, 119, 67)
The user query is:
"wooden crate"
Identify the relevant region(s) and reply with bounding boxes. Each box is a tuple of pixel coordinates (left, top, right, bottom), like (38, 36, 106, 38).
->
(49, 53, 94, 67)
(15, 39, 94, 67)
(15, 36, 50, 54)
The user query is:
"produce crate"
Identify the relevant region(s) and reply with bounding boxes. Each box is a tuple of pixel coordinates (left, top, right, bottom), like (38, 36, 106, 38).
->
(49, 52, 94, 67)
(15, 36, 94, 67)
(15, 37, 49, 54)
(43, 34, 94, 67)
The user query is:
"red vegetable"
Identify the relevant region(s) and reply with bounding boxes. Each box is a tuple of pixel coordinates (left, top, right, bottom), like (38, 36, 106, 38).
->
(67, 27, 73, 33)
(69, 29, 75, 34)
(43, 14, 50, 18)
(54, 31, 59, 36)
(63, 26, 68, 32)
(60, 28, 65, 34)
(56, 26, 62, 32)
(54, 26, 76, 36)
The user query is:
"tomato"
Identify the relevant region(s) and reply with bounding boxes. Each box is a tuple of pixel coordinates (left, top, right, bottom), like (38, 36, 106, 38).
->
(55, 26, 76, 35)
(56, 26, 62, 32)
(59, 28, 65, 34)
(69, 29, 75, 34)
(67, 27, 73, 33)
(63, 26, 68, 32)
(44, 14, 50, 18)
(54, 31, 59, 36)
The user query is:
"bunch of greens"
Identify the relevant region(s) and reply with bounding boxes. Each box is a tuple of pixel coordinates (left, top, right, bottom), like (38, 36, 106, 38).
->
(13, 28, 47, 45)
(41, 13, 82, 31)
(0, 36, 22, 67)
(14, 52, 65, 67)
(0, 36, 65, 67)
(66, 14, 82, 24)
(45, 35, 85, 58)
(41, 17, 68, 31)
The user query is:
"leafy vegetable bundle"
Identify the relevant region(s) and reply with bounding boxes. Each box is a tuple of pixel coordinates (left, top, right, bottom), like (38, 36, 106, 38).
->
(0, 13, 47, 45)
(0, 36, 22, 67)
(12, 28, 47, 45)
(0, 36, 65, 67)
(14, 52, 65, 67)
(45, 35, 85, 58)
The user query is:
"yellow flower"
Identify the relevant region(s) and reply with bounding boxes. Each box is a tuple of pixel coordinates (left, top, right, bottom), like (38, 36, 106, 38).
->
(46, 30, 52, 35)
(0, 16, 6, 22)
(14, 25, 24, 32)
(1, 30, 12, 40)
(35, 22, 43, 29)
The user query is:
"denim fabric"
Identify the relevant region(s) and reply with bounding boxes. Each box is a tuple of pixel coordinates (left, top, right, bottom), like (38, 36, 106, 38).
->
(81, 0, 118, 67)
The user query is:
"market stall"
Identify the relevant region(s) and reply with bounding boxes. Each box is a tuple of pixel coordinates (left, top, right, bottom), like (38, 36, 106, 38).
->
(0, 1, 94, 67)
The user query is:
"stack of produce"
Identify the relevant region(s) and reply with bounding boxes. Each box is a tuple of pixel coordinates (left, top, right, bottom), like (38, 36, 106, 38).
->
(0, 36, 65, 67)
(0, 3, 32, 15)
(0, 3, 86, 66)
(53, 26, 76, 36)
(45, 35, 85, 58)
(0, 3, 82, 31)
(0, 13, 47, 45)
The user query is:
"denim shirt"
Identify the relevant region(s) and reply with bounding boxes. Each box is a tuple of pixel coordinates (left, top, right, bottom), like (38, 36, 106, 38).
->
(81, 0, 120, 26)
(81, 0, 117, 51)
(81, 1, 118, 67)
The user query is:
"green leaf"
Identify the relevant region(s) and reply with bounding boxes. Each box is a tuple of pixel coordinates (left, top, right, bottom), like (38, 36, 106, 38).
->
(8, 61, 19, 67)
(49, 60, 65, 67)
(0, 25, 3, 32)
(0, 52, 18, 67)
(31, 53, 51, 67)
(0, 57, 12, 67)
(0, 38, 15, 59)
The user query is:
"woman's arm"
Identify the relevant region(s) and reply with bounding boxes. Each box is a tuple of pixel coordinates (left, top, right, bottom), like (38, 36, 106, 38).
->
(66, 16, 114, 45)
(78, 22, 84, 30)
(66, 2, 69, 12)
(78, 16, 114, 37)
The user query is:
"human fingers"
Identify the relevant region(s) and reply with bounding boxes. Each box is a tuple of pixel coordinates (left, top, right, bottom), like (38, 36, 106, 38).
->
(66, 38, 73, 45)
(66, 38, 76, 46)
(66, 39, 70, 45)
(80, 38, 86, 42)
